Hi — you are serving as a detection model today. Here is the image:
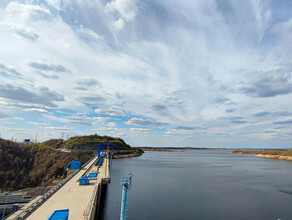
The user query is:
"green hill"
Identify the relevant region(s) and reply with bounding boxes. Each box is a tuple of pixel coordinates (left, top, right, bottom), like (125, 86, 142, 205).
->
(63, 134, 132, 150)
(0, 134, 139, 191)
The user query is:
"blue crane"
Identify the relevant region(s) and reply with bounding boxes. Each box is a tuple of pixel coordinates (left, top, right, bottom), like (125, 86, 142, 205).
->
(120, 173, 133, 220)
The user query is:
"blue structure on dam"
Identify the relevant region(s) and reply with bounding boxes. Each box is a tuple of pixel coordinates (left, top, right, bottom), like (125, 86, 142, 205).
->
(68, 160, 81, 170)
(120, 173, 133, 220)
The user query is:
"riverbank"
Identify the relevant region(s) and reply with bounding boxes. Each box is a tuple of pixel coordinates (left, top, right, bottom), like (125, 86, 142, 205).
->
(113, 152, 143, 159)
(230, 149, 292, 161)
(139, 147, 184, 152)
(138, 147, 226, 152)
(112, 147, 144, 159)
(254, 154, 292, 161)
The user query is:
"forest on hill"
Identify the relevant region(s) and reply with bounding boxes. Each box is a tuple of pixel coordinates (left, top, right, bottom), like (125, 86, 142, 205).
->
(0, 134, 138, 191)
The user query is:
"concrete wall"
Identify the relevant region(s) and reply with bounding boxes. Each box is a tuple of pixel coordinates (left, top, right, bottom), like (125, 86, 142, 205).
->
(91, 183, 108, 220)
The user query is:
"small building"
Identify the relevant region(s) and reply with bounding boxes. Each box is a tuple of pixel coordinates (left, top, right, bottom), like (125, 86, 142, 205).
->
(47, 209, 69, 220)
(68, 160, 81, 170)
(88, 172, 98, 180)
(79, 176, 89, 185)
(23, 139, 30, 143)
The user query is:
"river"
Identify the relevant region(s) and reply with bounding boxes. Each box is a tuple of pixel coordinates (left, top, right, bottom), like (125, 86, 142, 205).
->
(100, 150, 292, 220)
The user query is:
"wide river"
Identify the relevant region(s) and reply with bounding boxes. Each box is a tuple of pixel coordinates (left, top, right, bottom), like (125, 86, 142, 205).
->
(100, 150, 292, 220)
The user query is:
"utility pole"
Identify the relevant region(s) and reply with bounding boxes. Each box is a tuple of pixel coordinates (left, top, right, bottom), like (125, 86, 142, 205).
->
(2, 194, 9, 220)
(43, 174, 54, 199)
(120, 173, 133, 220)
(2, 191, 17, 220)
(35, 133, 38, 143)
(62, 166, 67, 179)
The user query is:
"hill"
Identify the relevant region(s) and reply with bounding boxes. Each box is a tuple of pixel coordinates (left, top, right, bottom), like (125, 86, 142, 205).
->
(63, 134, 132, 150)
(0, 138, 92, 191)
(0, 134, 140, 191)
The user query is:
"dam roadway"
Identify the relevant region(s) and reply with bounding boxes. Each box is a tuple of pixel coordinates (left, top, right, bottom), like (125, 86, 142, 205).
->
(8, 155, 110, 220)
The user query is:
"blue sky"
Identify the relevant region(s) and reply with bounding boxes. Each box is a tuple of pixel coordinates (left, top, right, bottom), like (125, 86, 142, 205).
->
(0, 0, 292, 148)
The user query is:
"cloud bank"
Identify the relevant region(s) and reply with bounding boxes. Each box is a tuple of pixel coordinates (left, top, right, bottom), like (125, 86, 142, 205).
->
(0, 0, 292, 148)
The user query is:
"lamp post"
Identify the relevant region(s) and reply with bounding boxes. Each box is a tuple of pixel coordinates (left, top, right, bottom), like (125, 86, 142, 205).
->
(2, 191, 17, 220)
(109, 153, 113, 178)
(120, 173, 133, 220)
(43, 174, 54, 199)
(62, 166, 67, 179)
(2, 193, 10, 220)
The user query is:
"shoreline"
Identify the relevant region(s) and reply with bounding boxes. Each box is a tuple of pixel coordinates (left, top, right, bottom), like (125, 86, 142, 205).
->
(254, 154, 292, 161)
(230, 150, 292, 161)
(139, 148, 184, 152)
(113, 152, 143, 159)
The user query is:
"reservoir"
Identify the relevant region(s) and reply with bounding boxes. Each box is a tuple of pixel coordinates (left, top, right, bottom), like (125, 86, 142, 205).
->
(101, 150, 292, 220)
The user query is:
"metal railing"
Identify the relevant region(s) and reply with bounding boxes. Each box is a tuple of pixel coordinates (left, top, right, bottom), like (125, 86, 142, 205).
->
(83, 184, 98, 220)
(77, 156, 98, 182)
(83, 157, 109, 220)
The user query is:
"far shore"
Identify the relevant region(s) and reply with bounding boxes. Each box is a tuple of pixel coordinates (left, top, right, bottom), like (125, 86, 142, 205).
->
(230, 149, 292, 161)
(138, 147, 226, 152)
(254, 154, 292, 161)
(113, 153, 143, 159)
(139, 148, 184, 152)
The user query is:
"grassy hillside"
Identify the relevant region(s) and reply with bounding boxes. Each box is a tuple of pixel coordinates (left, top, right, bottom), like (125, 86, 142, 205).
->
(0, 138, 34, 191)
(0, 134, 139, 191)
(0, 138, 92, 191)
(63, 134, 132, 150)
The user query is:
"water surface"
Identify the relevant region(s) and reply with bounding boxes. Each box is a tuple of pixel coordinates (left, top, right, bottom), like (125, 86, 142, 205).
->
(101, 150, 292, 220)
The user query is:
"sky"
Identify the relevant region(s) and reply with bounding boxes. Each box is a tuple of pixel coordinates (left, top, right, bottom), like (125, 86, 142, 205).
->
(0, 0, 292, 148)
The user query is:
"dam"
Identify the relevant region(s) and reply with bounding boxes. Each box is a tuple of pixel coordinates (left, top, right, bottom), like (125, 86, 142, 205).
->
(7, 153, 111, 220)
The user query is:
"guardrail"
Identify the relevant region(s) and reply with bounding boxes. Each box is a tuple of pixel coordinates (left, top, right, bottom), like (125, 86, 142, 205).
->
(9, 156, 97, 220)
(84, 184, 98, 220)
(77, 157, 99, 182)
(84, 157, 111, 220)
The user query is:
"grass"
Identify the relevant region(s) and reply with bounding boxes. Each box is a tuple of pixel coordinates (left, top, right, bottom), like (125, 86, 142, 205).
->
(231, 149, 292, 156)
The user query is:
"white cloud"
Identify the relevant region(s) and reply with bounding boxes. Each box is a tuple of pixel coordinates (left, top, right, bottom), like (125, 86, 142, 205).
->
(250, 0, 272, 42)
(106, 0, 138, 30)
(5, 2, 52, 23)
(92, 117, 111, 123)
(125, 118, 160, 126)
(45, 0, 62, 11)
(28, 121, 48, 126)
(130, 128, 149, 132)
(0, 0, 292, 147)
(12, 117, 24, 120)
(113, 18, 125, 31)
(95, 127, 122, 131)
(22, 108, 48, 113)
(107, 122, 116, 127)
(45, 126, 69, 130)
(95, 108, 125, 116)
(105, 0, 138, 21)
(91, 127, 124, 136)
